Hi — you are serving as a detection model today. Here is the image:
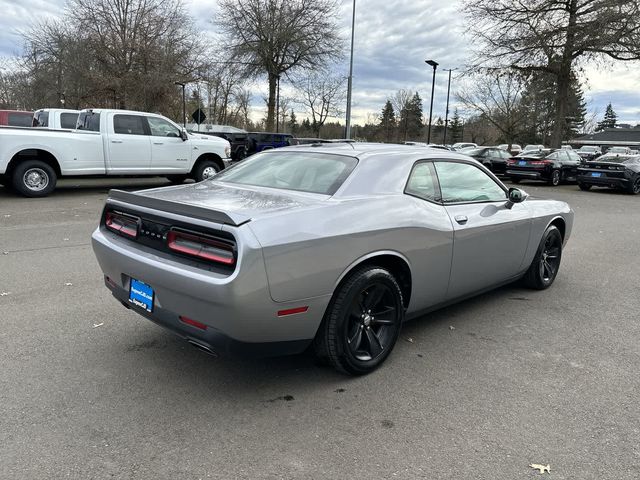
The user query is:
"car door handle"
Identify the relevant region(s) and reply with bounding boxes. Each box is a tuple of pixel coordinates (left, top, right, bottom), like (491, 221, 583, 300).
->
(111, 140, 123, 144)
(153, 142, 164, 145)
(454, 215, 468, 225)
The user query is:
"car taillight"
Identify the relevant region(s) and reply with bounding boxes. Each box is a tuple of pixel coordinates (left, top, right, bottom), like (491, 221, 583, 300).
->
(507, 159, 517, 165)
(167, 229, 235, 265)
(529, 160, 552, 166)
(105, 211, 139, 239)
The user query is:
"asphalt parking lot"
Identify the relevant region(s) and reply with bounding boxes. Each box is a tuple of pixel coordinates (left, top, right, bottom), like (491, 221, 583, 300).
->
(1, 177, 639, 479)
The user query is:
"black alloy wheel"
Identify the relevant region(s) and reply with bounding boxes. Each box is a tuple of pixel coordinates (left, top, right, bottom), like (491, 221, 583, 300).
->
(627, 175, 640, 195)
(578, 182, 592, 191)
(315, 266, 404, 375)
(523, 225, 563, 290)
(548, 169, 561, 186)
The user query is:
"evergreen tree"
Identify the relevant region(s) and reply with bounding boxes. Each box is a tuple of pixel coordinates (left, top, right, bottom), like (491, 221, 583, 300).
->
(449, 109, 463, 142)
(398, 92, 424, 141)
(288, 110, 298, 135)
(378, 100, 396, 142)
(595, 103, 617, 131)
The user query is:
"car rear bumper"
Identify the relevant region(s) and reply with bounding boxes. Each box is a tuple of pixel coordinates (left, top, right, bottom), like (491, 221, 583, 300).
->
(577, 174, 629, 188)
(91, 228, 330, 356)
(506, 169, 547, 180)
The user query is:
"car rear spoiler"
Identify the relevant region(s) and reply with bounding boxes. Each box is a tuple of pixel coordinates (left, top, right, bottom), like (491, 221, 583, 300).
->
(106, 189, 251, 227)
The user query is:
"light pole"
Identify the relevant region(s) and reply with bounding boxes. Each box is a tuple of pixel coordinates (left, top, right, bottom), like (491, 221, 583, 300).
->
(442, 68, 456, 145)
(276, 74, 281, 133)
(425, 59, 438, 144)
(174, 81, 186, 128)
(345, 0, 356, 139)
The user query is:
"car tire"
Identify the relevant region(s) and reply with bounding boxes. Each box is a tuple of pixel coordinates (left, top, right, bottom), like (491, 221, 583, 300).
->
(548, 169, 561, 186)
(193, 160, 221, 182)
(166, 175, 188, 184)
(314, 266, 404, 375)
(578, 182, 592, 191)
(626, 175, 640, 195)
(522, 225, 563, 290)
(11, 160, 57, 197)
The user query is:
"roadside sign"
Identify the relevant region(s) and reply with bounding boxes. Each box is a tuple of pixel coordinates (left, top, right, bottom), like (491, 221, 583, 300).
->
(192, 109, 206, 124)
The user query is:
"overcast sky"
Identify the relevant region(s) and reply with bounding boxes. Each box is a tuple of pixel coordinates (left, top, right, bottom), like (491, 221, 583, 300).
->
(1, 0, 640, 126)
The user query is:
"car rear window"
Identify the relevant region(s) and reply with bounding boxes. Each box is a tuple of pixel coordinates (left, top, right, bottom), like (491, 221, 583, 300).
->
(60, 113, 79, 129)
(214, 151, 358, 195)
(77, 111, 101, 131)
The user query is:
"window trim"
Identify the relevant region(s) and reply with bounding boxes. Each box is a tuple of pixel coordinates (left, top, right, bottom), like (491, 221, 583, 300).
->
(432, 159, 508, 206)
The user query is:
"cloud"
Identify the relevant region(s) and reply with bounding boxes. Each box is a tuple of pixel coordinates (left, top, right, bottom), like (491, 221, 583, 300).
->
(1, 0, 639, 126)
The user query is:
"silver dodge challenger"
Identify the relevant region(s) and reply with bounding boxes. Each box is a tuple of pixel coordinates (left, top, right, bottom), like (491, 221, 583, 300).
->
(92, 144, 573, 374)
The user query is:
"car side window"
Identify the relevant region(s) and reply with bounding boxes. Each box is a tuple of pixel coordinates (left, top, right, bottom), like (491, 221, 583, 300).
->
(113, 114, 147, 135)
(405, 162, 440, 203)
(60, 113, 78, 129)
(147, 117, 181, 137)
(434, 161, 506, 204)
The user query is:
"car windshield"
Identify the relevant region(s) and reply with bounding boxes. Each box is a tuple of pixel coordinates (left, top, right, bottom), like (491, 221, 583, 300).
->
(579, 146, 597, 152)
(516, 151, 547, 159)
(607, 147, 627, 153)
(214, 151, 358, 195)
(523, 145, 542, 151)
(465, 148, 487, 156)
(596, 154, 638, 164)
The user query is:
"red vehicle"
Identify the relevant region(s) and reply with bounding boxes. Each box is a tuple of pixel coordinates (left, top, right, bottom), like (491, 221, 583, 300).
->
(0, 110, 33, 127)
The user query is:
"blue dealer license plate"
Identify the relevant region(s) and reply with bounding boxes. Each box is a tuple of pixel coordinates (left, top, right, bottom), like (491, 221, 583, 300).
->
(519, 161, 527, 166)
(129, 278, 154, 312)
(591, 172, 602, 177)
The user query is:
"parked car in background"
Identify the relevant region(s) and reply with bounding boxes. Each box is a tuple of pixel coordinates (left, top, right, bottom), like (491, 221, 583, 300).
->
(0, 108, 231, 197)
(294, 138, 332, 145)
(577, 154, 640, 194)
(506, 148, 582, 186)
(523, 144, 545, 152)
(464, 147, 512, 174)
(560, 145, 573, 150)
(576, 145, 602, 162)
(498, 144, 522, 156)
(91, 143, 573, 375)
(451, 142, 477, 151)
(195, 130, 249, 162)
(32, 109, 80, 129)
(605, 146, 631, 155)
(246, 132, 295, 154)
(404, 141, 428, 146)
(0, 110, 33, 127)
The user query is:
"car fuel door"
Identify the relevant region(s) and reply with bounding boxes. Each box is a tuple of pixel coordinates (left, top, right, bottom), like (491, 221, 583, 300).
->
(433, 161, 532, 300)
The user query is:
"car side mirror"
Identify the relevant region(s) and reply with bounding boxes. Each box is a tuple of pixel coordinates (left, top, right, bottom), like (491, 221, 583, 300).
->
(180, 129, 188, 141)
(505, 187, 527, 210)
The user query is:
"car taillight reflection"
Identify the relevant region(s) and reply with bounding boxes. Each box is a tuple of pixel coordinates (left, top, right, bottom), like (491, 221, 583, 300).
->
(167, 229, 235, 265)
(105, 211, 139, 238)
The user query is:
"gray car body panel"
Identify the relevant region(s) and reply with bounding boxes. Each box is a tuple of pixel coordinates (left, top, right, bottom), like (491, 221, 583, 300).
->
(91, 144, 573, 350)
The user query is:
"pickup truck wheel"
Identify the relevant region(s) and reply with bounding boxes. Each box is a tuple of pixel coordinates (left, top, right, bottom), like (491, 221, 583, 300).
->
(11, 161, 57, 197)
(578, 182, 592, 191)
(314, 266, 404, 375)
(194, 161, 220, 182)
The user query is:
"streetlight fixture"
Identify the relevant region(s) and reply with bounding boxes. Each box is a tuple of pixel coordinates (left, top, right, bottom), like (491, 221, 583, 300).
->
(174, 81, 186, 128)
(442, 68, 457, 145)
(425, 59, 439, 144)
(345, 0, 357, 139)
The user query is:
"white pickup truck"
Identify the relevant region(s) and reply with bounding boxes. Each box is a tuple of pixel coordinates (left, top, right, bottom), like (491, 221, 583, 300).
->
(0, 108, 231, 197)
(32, 108, 81, 129)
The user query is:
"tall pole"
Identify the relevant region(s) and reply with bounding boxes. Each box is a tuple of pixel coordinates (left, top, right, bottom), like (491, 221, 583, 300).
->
(276, 75, 281, 133)
(425, 60, 439, 144)
(175, 82, 186, 128)
(443, 68, 455, 145)
(345, 0, 356, 139)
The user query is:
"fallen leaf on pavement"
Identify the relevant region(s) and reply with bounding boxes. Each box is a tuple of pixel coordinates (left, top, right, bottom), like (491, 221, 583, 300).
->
(64, 283, 73, 286)
(92, 323, 104, 328)
(406, 337, 414, 343)
(449, 325, 455, 330)
(529, 463, 551, 474)
(0, 292, 10, 296)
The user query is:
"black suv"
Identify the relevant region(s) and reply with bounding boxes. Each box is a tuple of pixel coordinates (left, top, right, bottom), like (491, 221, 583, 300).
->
(195, 131, 250, 162)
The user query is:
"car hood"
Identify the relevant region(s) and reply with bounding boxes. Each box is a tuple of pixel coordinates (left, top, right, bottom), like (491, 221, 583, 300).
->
(187, 132, 229, 147)
(137, 181, 328, 224)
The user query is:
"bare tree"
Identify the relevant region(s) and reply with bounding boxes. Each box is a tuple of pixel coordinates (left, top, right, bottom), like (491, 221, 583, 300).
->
(464, 0, 640, 147)
(216, 0, 343, 131)
(457, 72, 526, 147)
(295, 72, 346, 136)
